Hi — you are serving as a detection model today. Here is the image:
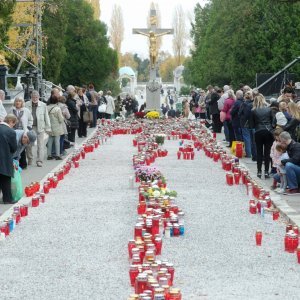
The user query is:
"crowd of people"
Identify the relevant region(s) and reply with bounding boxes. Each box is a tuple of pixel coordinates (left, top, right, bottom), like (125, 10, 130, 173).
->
(0, 84, 126, 204)
(1, 82, 300, 203)
(181, 85, 300, 195)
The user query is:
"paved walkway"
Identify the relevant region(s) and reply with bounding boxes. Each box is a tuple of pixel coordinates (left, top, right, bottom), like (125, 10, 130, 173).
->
(0, 129, 93, 215)
(0, 133, 299, 299)
(215, 132, 300, 227)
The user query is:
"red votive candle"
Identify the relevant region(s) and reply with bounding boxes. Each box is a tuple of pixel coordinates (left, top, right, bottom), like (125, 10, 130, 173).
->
(255, 230, 262, 246)
(129, 265, 139, 286)
(234, 172, 240, 185)
(296, 247, 300, 264)
(32, 195, 39, 207)
(177, 151, 181, 160)
(226, 173, 234, 186)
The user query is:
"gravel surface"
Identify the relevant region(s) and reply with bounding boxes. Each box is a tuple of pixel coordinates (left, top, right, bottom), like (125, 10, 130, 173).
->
(0, 136, 135, 300)
(156, 139, 300, 300)
(0, 135, 299, 300)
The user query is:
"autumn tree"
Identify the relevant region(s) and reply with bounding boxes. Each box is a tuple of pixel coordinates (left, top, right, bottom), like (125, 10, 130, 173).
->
(85, 0, 100, 20)
(172, 5, 187, 66)
(0, 0, 16, 51)
(109, 4, 124, 65)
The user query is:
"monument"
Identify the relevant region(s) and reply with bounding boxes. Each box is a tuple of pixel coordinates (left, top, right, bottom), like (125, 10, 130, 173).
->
(133, 4, 173, 111)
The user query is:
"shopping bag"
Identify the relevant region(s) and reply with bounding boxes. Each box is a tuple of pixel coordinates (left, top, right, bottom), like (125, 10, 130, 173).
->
(98, 103, 107, 113)
(83, 111, 93, 123)
(11, 165, 23, 202)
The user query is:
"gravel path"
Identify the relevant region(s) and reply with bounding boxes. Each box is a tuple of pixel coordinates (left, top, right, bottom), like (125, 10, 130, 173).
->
(0, 136, 135, 300)
(0, 135, 299, 300)
(156, 139, 300, 300)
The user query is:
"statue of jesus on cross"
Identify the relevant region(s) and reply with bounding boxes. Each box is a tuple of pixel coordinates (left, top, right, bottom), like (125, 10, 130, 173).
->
(133, 5, 174, 73)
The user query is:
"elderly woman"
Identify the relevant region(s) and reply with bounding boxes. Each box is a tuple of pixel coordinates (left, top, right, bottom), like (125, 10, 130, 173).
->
(47, 95, 64, 160)
(9, 96, 33, 169)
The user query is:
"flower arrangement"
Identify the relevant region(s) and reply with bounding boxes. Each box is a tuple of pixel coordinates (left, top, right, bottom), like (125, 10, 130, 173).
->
(135, 112, 145, 119)
(135, 166, 163, 182)
(155, 135, 165, 145)
(146, 111, 160, 119)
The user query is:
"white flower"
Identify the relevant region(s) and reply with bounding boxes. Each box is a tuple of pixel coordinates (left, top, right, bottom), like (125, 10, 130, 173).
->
(153, 190, 160, 197)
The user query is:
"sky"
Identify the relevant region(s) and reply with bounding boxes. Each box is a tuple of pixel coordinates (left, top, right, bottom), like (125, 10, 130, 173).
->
(100, 0, 208, 58)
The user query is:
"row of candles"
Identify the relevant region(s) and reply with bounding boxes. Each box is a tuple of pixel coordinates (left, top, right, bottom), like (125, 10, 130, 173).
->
(195, 129, 300, 264)
(128, 134, 184, 300)
(0, 133, 106, 242)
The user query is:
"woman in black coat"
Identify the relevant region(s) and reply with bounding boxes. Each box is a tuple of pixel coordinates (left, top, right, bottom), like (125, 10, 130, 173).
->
(208, 88, 222, 133)
(250, 94, 274, 179)
(0, 115, 18, 203)
(66, 92, 79, 143)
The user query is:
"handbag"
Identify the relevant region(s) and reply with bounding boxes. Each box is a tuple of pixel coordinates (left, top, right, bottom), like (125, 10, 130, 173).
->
(83, 111, 93, 123)
(98, 103, 107, 113)
(220, 111, 226, 123)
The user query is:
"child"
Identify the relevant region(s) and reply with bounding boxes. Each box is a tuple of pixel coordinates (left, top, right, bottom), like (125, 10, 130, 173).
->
(274, 102, 291, 128)
(274, 144, 289, 194)
(270, 128, 284, 188)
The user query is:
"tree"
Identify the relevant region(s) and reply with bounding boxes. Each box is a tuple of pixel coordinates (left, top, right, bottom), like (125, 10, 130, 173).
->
(172, 5, 187, 66)
(58, 0, 118, 89)
(0, 0, 16, 51)
(85, 0, 100, 20)
(120, 52, 138, 70)
(185, 0, 300, 88)
(109, 4, 124, 65)
(42, 0, 68, 83)
(42, 0, 118, 88)
(134, 53, 150, 82)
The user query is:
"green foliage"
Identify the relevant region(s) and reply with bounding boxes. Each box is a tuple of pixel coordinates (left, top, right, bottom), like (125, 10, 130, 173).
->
(180, 86, 190, 96)
(186, 0, 300, 89)
(42, 0, 118, 89)
(0, 0, 16, 49)
(134, 53, 150, 82)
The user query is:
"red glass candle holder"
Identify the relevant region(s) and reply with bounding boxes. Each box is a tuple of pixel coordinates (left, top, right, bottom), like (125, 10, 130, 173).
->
(40, 192, 45, 203)
(177, 151, 181, 160)
(191, 151, 195, 160)
(255, 230, 262, 246)
(226, 173, 234, 186)
(32, 195, 39, 207)
(296, 247, 300, 264)
(43, 182, 49, 194)
(129, 265, 139, 286)
(273, 210, 279, 221)
(20, 205, 28, 217)
(234, 173, 240, 184)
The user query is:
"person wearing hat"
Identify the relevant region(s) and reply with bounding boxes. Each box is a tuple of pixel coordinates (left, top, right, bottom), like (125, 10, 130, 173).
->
(13, 130, 37, 162)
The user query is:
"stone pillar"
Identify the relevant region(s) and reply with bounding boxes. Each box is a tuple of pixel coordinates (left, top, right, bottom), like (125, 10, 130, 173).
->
(0, 65, 10, 99)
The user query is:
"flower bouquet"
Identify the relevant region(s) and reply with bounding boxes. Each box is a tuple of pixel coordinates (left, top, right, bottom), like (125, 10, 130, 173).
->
(146, 111, 160, 119)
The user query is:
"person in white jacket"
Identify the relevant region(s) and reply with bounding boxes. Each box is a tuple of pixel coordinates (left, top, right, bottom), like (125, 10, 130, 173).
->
(0, 90, 7, 122)
(9, 96, 33, 169)
(25, 90, 51, 167)
(105, 91, 115, 119)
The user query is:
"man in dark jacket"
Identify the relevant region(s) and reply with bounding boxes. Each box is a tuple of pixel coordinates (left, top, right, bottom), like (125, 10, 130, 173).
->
(280, 131, 300, 194)
(0, 114, 18, 203)
(208, 87, 222, 133)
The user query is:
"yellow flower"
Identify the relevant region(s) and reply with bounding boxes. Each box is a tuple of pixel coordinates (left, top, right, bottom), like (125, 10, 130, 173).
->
(146, 111, 160, 119)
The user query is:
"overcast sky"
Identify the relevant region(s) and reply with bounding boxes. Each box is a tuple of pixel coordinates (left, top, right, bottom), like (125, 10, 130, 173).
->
(101, 0, 208, 58)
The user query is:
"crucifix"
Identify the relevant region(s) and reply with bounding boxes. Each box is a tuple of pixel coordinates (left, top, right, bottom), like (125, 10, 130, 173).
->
(133, 4, 174, 75)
